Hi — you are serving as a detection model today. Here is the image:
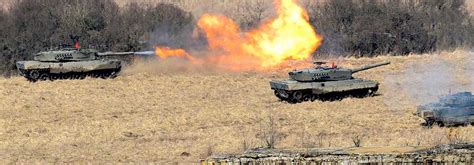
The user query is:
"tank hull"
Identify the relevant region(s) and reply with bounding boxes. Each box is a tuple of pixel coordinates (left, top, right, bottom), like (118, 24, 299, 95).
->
(16, 59, 122, 82)
(416, 92, 474, 127)
(417, 107, 474, 127)
(270, 78, 379, 103)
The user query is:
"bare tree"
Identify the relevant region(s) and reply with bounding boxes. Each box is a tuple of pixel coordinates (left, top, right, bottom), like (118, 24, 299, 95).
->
(236, 0, 272, 30)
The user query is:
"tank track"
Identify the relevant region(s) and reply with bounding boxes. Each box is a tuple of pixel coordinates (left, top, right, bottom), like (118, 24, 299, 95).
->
(20, 69, 120, 82)
(423, 118, 474, 128)
(273, 86, 379, 103)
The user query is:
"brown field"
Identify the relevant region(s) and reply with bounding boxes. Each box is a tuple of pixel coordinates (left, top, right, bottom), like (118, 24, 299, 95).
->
(1, 50, 473, 163)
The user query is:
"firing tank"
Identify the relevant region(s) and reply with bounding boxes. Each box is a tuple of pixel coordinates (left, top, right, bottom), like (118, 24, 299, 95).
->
(416, 92, 474, 127)
(16, 46, 154, 82)
(270, 61, 390, 103)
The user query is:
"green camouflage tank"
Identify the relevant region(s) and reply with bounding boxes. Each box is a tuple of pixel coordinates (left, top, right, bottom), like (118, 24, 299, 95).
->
(16, 47, 153, 82)
(270, 61, 390, 103)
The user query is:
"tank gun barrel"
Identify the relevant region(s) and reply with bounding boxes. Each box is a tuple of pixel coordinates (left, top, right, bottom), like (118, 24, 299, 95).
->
(351, 61, 390, 73)
(97, 51, 155, 56)
(133, 51, 155, 56)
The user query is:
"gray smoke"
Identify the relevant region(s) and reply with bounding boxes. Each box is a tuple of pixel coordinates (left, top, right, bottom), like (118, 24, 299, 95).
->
(384, 52, 474, 111)
(469, 51, 474, 91)
(148, 22, 208, 53)
(404, 57, 457, 104)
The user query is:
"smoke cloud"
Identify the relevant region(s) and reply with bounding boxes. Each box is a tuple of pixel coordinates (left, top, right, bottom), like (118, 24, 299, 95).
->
(384, 51, 474, 111)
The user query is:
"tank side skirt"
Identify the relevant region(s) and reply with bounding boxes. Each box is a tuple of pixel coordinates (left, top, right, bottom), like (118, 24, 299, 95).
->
(270, 79, 380, 103)
(270, 79, 379, 93)
(16, 60, 122, 82)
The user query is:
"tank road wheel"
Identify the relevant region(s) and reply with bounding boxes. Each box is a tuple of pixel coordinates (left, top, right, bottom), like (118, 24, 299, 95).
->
(100, 72, 112, 79)
(50, 74, 59, 81)
(91, 73, 100, 78)
(303, 94, 311, 102)
(292, 91, 303, 103)
(79, 73, 86, 79)
(320, 93, 338, 102)
(39, 73, 49, 81)
(28, 70, 40, 81)
(61, 74, 71, 80)
(332, 94, 342, 101)
(311, 95, 318, 102)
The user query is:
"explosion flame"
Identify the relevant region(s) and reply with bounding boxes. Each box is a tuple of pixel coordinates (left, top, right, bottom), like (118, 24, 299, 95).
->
(155, 47, 196, 61)
(155, 0, 322, 71)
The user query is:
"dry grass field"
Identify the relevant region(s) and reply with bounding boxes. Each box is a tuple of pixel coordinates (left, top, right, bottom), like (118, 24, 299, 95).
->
(1, 50, 473, 163)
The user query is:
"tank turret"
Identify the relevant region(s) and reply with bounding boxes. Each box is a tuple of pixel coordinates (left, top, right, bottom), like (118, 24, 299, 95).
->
(33, 48, 153, 62)
(288, 61, 390, 82)
(270, 61, 391, 103)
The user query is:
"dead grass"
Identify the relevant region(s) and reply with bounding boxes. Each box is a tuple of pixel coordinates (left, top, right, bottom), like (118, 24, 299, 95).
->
(1, 50, 473, 163)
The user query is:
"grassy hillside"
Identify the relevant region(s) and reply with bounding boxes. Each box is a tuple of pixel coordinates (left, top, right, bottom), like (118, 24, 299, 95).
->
(1, 51, 473, 163)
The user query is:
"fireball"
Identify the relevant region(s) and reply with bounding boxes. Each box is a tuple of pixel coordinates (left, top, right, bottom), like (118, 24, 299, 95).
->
(155, 0, 322, 71)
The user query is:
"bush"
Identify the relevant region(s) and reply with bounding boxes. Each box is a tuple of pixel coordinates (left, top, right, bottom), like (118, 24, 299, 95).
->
(0, 0, 194, 76)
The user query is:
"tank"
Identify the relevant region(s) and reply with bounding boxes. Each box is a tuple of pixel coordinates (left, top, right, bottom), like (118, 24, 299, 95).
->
(270, 61, 390, 103)
(416, 92, 474, 127)
(16, 47, 154, 82)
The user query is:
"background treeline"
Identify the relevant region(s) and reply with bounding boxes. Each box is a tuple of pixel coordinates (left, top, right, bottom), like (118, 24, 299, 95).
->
(0, 0, 473, 76)
(309, 0, 474, 56)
